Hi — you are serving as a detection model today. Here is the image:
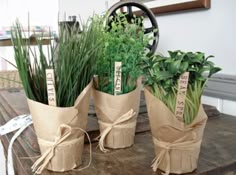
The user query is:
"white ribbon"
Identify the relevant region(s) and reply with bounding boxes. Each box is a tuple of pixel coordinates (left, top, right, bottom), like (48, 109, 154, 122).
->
(7, 121, 33, 175)
(0, 114, 32, 175)
(0, 115, 32, 136)
(0, 114, 92, 175)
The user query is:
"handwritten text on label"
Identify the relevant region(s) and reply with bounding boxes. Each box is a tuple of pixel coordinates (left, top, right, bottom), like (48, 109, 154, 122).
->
(175, 72, 189, 122)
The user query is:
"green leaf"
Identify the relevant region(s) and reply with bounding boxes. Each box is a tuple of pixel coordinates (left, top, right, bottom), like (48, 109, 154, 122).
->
(156, 71, 173, 80)
(165, 58, 173, 63)
(198, 66, 211, 74)
(168, 50, 181, 58)
(206, 60, 214, 66)
(208, 67, 222, 78)
(179, 61, 189, 72)
(168, 60, 181, 74)
(206, 55, 214, 60)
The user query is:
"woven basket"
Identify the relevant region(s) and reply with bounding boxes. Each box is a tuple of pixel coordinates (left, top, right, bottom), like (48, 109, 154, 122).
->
(0, 70, 23, 89)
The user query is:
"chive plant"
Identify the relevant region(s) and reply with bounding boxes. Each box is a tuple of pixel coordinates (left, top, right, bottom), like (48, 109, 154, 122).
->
(55, 16, 103, 106)
(95, 13, 151, 95)
(11, 22, 52, 104)
(142, 50, 221, 124)
(11, 16, 103, 107)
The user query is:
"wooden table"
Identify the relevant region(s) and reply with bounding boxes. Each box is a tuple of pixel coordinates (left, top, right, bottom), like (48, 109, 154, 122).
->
(0, 38, 51, 47)
(0, 89, 236, 175)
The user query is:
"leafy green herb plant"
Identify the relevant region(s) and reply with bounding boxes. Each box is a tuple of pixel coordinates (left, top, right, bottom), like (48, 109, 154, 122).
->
(142, 50, 221, 124)
(11, 16, 103, 107)
(95, 13, 151, 95)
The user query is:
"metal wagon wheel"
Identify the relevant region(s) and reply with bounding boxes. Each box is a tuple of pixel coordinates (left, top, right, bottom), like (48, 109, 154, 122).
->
(106, 0, 159, 55)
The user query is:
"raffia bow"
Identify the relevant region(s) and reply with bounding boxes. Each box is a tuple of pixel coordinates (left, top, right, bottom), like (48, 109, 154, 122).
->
(31, 124, 91, 174)
(151, 132, 201, 175)
(96, 109, 136, 153)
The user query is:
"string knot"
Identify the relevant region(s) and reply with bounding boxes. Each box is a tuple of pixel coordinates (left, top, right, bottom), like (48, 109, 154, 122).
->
(96, 109, 136, 153)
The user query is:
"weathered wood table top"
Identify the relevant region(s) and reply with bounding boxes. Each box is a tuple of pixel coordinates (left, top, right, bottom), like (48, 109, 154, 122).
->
(0, 89, 236, 175)
(0, 38, 51, 47)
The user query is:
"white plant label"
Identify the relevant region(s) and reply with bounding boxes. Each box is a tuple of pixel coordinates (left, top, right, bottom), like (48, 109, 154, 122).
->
(175, 72, 189, 122)
(114, 62, 122, 96)
(46, 69, 57, 106)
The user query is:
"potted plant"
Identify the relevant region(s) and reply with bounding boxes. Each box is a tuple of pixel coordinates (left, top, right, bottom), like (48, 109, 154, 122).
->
(93, 13, 151, 152)
(141, 50, 221, 174)
(11, 17, 103, 174)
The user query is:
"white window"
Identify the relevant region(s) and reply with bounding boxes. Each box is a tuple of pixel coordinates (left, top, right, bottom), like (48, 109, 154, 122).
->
(0, 0, 58, 70)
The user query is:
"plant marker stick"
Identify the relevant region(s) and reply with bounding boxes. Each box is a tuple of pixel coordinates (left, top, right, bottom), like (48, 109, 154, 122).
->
(175, 72, 189, 122)
(46, 69, 57, 106)
(114, 62, 122, 96)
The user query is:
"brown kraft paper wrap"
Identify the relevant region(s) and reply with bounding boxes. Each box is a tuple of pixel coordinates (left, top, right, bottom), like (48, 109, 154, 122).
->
(144, 87, 207, 175)
(27, 81, 92, 174)
(92, 78, 142, 152)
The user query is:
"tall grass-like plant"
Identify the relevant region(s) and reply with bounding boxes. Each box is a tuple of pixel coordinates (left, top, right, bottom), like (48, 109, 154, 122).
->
(11, 16, 103, 107)
(95, 13, 151, 95)
(11, 22, 53, 104)
(142, 51, 221, 124)
(54, 16, 104, 107)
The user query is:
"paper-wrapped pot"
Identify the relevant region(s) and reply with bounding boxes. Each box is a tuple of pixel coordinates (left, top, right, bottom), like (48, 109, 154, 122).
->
(144, 87, 207, 174)
(92, 79, 141, 151)
(28, 82, 92, 173)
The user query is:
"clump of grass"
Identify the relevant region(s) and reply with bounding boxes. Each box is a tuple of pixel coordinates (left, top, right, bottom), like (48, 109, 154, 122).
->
(11, 22, 52, 104)
(142, 51, 221, 124)
(11, 16, 104, 107)
(95, 13, 152, 95)
(54, 16, 104, 106)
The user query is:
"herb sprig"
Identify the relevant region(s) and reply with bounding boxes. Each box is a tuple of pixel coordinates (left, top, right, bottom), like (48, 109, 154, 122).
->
(142, 50, 221, 124)
(95, 13, 151, 95)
